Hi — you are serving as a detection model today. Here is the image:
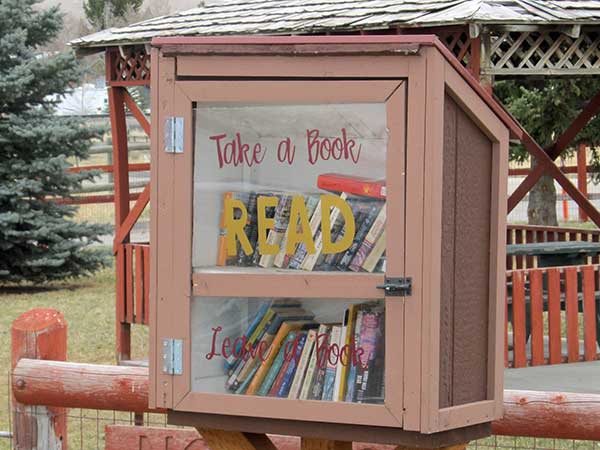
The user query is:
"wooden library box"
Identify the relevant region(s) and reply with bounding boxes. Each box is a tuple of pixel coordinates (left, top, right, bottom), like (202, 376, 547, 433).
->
(148, 35, 512, 447)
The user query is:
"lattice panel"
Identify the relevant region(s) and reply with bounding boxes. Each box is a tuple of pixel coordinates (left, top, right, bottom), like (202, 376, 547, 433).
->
(487, 30, 600, 76)
(108, 47, 151, 85)
(439, 30, 472, 68)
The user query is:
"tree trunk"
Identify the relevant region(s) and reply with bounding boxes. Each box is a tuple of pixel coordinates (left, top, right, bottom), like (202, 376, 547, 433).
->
(527, 158, 558, 226)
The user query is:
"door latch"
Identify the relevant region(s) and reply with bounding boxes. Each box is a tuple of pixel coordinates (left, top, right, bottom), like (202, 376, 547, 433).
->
(376, 277, 412, 296)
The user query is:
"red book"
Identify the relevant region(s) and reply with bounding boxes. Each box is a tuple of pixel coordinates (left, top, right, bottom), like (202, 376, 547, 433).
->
(317, 173, 386, 199)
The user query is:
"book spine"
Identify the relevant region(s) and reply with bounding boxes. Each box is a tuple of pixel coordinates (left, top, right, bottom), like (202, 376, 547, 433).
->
(317, 173, 386, 199)
(361, 230, 386, 273)
(299, 325, 327, 400)
(321, 325, 342, 401)
(234, 365, 259, 395)
(287, 197, 323, 269)
(225, 303, 270, 371)
(301, 193, 348, 271)
(259, 194, 293, 268)
(276, 332, 307, 398)
(336, 202, 382, 270)
(252, 194, 278, 266)
(365, 311, 385, 403)
(355, 312, 380, 403)
(217, 192, 233, 266)
(345, 309, 363, 402)
(288, 329, 316, 399)
(237, 192, 258, 266)
(349, 205, 386, 272)
(258, 331, 298, 396)
(338, 305, 356, 401)
(307, 326, 331, 400)
(333, 317, 347, 401)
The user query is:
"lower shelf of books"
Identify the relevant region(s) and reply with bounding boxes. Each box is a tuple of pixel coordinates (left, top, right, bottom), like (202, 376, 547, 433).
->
(191, 297, 385, 404)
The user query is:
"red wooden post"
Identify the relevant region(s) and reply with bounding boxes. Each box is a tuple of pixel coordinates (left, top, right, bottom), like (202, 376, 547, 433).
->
(11, 309, 67, 450)
(577, 143, 588, 222)
(107, 69, 132, 362)
(529, 269, 544, 366)
(547, 268, 563, 364)
(512, 271, 527, 368)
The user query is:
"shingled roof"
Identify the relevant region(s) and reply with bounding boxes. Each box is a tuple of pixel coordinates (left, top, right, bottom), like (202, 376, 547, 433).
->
(70, 0, 600, 49)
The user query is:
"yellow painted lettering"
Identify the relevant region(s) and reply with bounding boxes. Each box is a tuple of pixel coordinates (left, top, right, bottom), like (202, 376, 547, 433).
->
(286, 195, 315, 255)
(224, 198, 252, 256)
(257, 196, 279, 255)
(321, 194, 355, 255)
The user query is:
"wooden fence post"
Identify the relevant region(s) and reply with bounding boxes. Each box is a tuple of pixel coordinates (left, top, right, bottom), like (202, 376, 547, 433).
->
(11, 308, 68, 450)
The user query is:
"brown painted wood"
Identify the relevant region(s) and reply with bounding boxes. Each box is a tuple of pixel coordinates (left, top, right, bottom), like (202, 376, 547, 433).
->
(564, 267, 580, 362)
(547, 268, 563, 365)
(511, 271, 527, 368)
(12, 359, 163, 413)
(301, 438, 352, 450)
(108, 85, 132, 363)
(529, 270, 545, 366)
(142, 245, 150, 325)
(135, 245, 144, 324)
(123, 88, 151, 136)
(113, 182, 150, 253)
(67, 162, 149, 173)
(549, 90, 600, 160)
(11, 309, 67, 450)
(577, 144, 589, 222)
(125, 244, 134, 324)
(582, 265, 597, 361)
(494, 390, 600, 441)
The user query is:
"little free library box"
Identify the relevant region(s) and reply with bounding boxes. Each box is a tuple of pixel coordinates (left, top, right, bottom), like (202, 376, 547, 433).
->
(149, 35, 511, 447)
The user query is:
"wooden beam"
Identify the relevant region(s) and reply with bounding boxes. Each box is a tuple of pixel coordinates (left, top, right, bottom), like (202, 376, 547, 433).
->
(507, 163, 545, 213)
(68, 163, 149, 173)
(549, 89, 600, 160)
(301, 439, 351, 450)
(13, 359, 600, 442)
(123, 88, 151, 137)
(113, 182, 151, 253)
(577, 144, 589, 221)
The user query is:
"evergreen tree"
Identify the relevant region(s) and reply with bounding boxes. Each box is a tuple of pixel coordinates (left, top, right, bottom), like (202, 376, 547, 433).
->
(84, 0, 144, 30)
(0, 0, 110, 283)
(495, 78, 600, 225)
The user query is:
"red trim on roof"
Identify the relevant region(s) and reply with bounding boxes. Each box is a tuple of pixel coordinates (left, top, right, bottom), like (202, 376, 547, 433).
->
(152, 35, 521, 139)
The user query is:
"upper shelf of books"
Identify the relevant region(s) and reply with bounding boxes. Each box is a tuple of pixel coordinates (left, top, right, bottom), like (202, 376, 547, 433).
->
(192, 103, 388, 274)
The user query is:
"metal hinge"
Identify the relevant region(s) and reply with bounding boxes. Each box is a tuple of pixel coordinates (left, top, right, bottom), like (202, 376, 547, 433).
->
(376, 277, 412, 296)
(164, 117, 184, 153)
(162, 338, 183, 375)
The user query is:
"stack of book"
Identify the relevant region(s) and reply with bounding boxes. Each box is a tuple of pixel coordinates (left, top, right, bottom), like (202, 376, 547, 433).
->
(217, 174, 387, 272)
(223, 299, 385, 404)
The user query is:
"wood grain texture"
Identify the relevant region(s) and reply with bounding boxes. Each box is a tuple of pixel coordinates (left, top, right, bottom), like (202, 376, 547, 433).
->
(11, 309, 67, 450)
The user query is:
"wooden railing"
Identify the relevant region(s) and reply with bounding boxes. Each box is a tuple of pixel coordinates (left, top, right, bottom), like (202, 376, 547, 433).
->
(119, 243, 150, 326)
(507, 224, 600, 269)
(506, 264, 600, 368)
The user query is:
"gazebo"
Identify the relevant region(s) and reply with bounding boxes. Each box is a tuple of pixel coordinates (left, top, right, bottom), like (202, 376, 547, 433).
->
(70, 0, 600, 364)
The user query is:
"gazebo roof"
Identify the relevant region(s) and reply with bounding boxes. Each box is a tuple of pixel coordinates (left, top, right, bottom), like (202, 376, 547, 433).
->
(70, 0, 600, 49)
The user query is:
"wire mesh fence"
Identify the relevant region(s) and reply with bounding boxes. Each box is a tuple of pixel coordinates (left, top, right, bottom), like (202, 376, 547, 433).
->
(2, 366, 600, 450)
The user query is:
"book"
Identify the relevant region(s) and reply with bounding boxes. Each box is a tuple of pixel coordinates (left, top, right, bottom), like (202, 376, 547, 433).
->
(321, 325, 342, 401)
(217, 191, 233, 266)
(274, 194, 319, 268)
(337, 305, 357, 401)
(361, 230, 386, 273)
(245, 321, 302, 395)
(355, 310, 382, 403)
(345, 308, 364, 402)
(259, 331, 300, 396)
(365, 312, 385, 404)
(288, 329, 316, 399)
(307, 325, 331, 400)
(276, 332, 307, 397)
(320, 198, 365, 270)
(300, 324, 329, 400)
(235, 364, 259, 395)
(237, 192, 258, 266)
(224, 302, 270, 372)
(349, 205, 386, 272)
(230, 308, 315, 391)
(301, 193, 348, 271)
(317, 173, 386, 200)
(287, 196, 323, 269)
(259, 194, 293, 268)
(333, 311, 348, 401)
(252, 194, 279, 266)
(336, 201, 383, 270)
